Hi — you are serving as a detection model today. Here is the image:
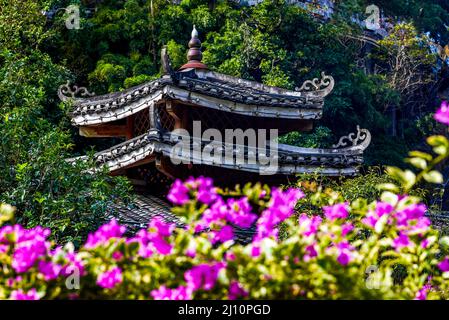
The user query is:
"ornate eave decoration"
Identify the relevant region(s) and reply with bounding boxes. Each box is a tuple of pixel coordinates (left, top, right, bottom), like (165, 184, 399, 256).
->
(58, 81, 95, 102)
(332, 126, 372, 152)
(296, 72, 335, 97)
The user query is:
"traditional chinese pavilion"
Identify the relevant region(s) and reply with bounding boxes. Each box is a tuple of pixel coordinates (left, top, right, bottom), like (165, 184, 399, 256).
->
(59, 27, 371, 192)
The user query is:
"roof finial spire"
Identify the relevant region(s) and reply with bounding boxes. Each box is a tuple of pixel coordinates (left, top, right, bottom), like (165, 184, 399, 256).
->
(179, 25, 208, 70)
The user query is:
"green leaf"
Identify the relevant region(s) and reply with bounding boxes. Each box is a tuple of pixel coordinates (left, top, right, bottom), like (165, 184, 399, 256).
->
(408, 151, 433, 161)
(423, 171, 443, 184)
(377, 183, 400, 193)
(427, 135, 449, 155)
(406, 157, 427, 170)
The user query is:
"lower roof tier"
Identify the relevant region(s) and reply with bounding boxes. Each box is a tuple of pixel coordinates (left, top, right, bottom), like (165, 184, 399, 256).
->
(68, 126, 371, 177)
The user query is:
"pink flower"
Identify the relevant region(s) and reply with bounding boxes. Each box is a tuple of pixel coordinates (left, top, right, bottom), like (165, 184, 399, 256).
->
(225, 252, 236, 261)
(167, 179, 190, 205)
(415, 283, 432, 300)
(10, 288, 40, 300)
(84, 219, 126, 249)
(420, 238, 430, 249)
(335, 242, 354, 266)
(434, 101, 449, 125)
(6, 276, 22, 287)
(61, 252, 86, 277)
(438, 257, 449, 272)
(0, 244, 8, 253)
(112, 251, 124, 261)
(151, 285, 192, 300)
(396, 203, 426, 222)
(169, 177, 219, 205)
(130, 217, 174, 257)
(228, 281, 248, 300)
(197, 199, 227, 231)
(362, 202, 394, 228)
(38, 260, 62, 281)
(97, 267, 123, 289)
(341, 222, 354, 237)
(298, 214, 322, 237)
(10, 226, 51, 273)
(210, 225, 234, 244)
(226, 198, 257, 229)
(415, 287, 428, 300)
(323, 203, 349, 221)
(392, 232, 412, 251)
(255, 188, 304, 241)
(251, 245, 261, 257)
(193, 177, 219, 204)
(184, 262, 226, 292)
(303, 243, 318, 262)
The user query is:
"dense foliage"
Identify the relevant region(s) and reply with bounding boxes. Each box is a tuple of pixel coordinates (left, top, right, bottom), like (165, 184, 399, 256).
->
(0, 0, 132, 244)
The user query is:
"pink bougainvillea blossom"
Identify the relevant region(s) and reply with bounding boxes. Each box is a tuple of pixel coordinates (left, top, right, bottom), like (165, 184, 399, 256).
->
(167, 179, 190, 205)
(335, 242, 354, 266)
(151, 285, 192, 300)
(168, 176, 219, 206)
(341, 222, 354, 237)
(10, 288, 40, 300)
(9, 226, 51, 273)
(84, 219, 126, 249)
(438, 257, 449, 272)
(298, 214, 322, 237)
(130, 217, 174, 257)
(303, 243, 318, 262)
(392, 232, 412, 251)
(362, 202, 394, 228)
(323, 203, 349, 221)
(255, 188, 304, 241)
(184, 262, 226, 292)
(228, 281, 248, 300)
(38, 260, 62, 281)
(210, 225, 234, 244)
(226, 198, 257, 229)
(434, 101, 449, 125)
(97, 267, 123, 289)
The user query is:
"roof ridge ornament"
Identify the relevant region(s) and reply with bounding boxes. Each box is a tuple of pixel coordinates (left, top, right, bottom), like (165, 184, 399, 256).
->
(179, 25, 208, 70)
(296, 72, 334, 95)
(332, 126, 371, 151)
(58, 81, 95, 101)
(161, 45, 174, 76)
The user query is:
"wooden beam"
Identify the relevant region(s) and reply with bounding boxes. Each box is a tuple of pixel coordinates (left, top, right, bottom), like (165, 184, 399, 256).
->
(79, 125, 128, 138)
(166, 100, 183, 130)
(126, 116, 134, 140)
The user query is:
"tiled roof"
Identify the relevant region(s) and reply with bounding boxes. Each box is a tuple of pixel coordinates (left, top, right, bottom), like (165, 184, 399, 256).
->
(60, 69, 334, 126)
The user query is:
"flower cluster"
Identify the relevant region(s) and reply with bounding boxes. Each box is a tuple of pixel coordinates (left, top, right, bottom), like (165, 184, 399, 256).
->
(168, 176, 218, 205)
(151, 262, 226, 300)
(0, 225, 51, 273)
(255, 188, 304, 241)
(196, 197, 258, 244)
(434, 101, 449, 125)
(1, 170, 449, 300)
(130, 217, 175, 257)
(84, 219, 126, 249)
